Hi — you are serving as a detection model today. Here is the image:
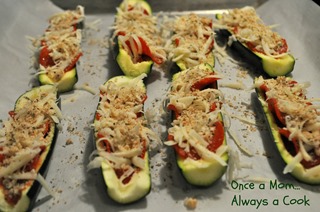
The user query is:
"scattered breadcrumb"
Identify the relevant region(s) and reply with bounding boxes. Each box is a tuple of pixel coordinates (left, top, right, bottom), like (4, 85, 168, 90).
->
(184, 197, 197, 210)
(66, 139, 73, 145)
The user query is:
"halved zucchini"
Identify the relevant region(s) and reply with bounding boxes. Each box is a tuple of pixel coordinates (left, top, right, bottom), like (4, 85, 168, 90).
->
(167, 63, 228, 186)
(36, 6, 84, 93)
(111, 0, 166, 77)
(216, 13, 295, 77)
(255, 78, 320, 184)
(92, 75, 152, 204)
(0, 85, 59, 211)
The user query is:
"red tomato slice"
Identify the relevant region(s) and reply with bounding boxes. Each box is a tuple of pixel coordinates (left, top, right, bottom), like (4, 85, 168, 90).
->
(207, 121, 224, 152)
(39, 43, 81, 72)
(39, 45, 55, 68)
(191, 77, 219, 90)
(167, 104, 180, 119)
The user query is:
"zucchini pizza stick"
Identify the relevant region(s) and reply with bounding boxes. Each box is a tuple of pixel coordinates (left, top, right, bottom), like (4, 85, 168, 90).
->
(166, 14, 215, 71)
(110, 0, 166, 77)
(216, 7, 295, 77)
(36, 6, 84, 93)
(165, 64, 228, 186)
(0, 85, 61, 211)
(255, 76, 320, 184)
(88, 74, 159, 204)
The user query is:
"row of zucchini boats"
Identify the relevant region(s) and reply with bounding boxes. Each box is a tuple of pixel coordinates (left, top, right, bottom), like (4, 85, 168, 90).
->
(0, 0, 319, 211)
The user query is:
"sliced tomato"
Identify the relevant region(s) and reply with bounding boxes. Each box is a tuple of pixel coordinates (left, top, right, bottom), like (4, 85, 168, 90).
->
(139, 139, 147, 159)
(39, 43, 81, 72)
(24, 146, 46, 172)
(207, 121, 224, 152)
(117, 32, 164, 65)
(64, 52, 82, 72)
(275, 38, 288, 54)
(95, 113, 101, 121)
(97, 133, 112, 152)
(115, 168, 135, 185)
(8, 111, 15, 118)
(246, 38, 288, 55)
(138, 37, 163, 64)
(175, 38, 180, 46)
(127, 5, 149, 15)
(279, 128, 320, 169)
(39, 45, 55, 68)
(167, 103, 180, 119)
(267, 98, 286, 126)
(42, 120, 51, 138)
(0, 154, 4, 164)
(191, 76, 219, 90)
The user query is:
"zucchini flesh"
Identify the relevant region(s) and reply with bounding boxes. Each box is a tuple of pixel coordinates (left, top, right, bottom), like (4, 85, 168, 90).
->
(216, 10, 295, 77)
(0, 85, 59, 211)
(167, 63, 228, 186)
(93, 75, 152, 204)
(255, 77, 320, 184)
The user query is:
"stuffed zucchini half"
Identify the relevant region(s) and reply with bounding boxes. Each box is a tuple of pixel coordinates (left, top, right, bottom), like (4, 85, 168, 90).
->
(110, 0, 166, 77)
(37, 5, 85, 93)
(255, 76, 320, 184)
(165, 64, 228, 186)
(90, 74, 158, 204)
(0, 85, 61, 211)
(167, 14, 215, 72)
(216, 7, 295, 77)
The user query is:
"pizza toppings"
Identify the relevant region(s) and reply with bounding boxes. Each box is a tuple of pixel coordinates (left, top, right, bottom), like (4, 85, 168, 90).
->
(255, 76, 320, 169)
(165, 65, 227, 166)
(166, 14, 215, 69)
(218, 7, 289, 57)
(0, 85, 61, 206)
(93, 74, 158, 185)
(111, 0, 166, 65)
(38, 6, 84, 82)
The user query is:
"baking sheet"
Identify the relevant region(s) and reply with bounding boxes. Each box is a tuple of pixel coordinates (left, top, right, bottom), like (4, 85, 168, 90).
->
(0, 0, 319, 211)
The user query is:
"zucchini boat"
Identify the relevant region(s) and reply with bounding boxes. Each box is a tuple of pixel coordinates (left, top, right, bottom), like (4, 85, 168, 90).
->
(110, 0, 166, 77)
(255, 76, 320, 184)
(37, 5, 85, 93)
(0, 85, 61, 211)
(167, 13, 215, 72)
(165, 63, 228, 186)
(216, 7, 295, 77)
(90, 74, 158, 204)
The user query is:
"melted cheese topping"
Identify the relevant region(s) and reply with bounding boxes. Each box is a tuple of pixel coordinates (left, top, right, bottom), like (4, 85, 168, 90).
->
(0, 86, 61, 204)
(218, 7, 288, 57)
(256, 76, 320, 161)
(111, 0, 166, 64)
(39, 6, 84, 82)
(166, 66, 227, 165)
(94, 74, 158, 180)
(166, 14, 214, 69)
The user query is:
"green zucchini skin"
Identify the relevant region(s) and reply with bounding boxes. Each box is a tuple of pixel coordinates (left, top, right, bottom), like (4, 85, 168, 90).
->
(255, 82, 320, 185)
(93, 76, 151, 204)
(170, 64, 228, 187)
(0, 85, 59, 212)
(112, 36, 153, 77)
(216, 14, 295, 77)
